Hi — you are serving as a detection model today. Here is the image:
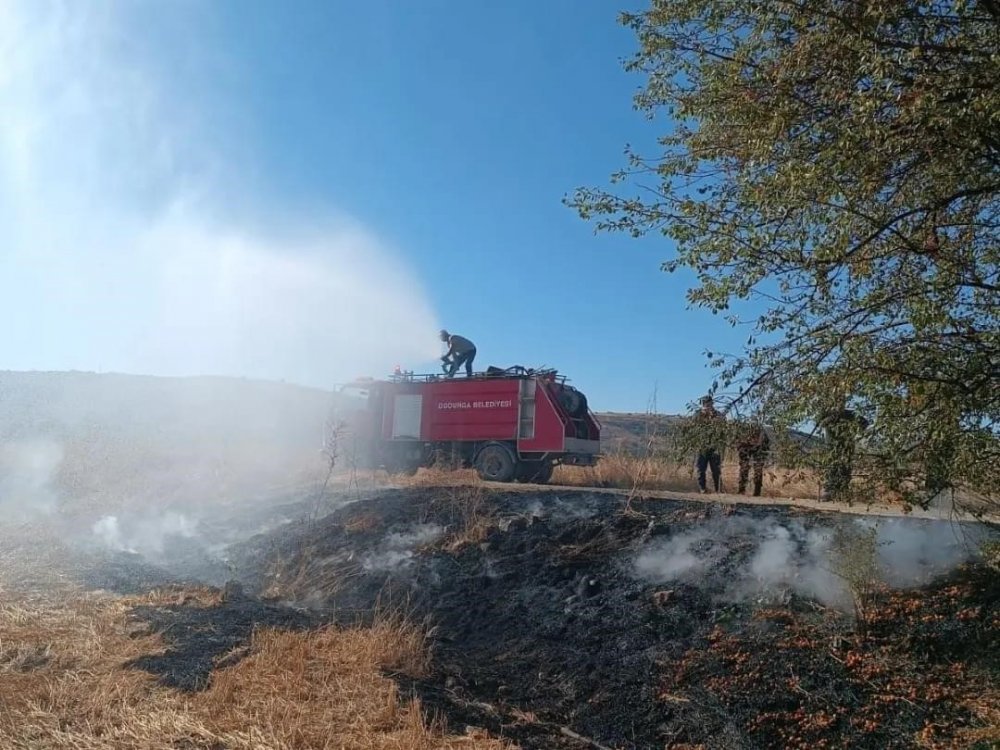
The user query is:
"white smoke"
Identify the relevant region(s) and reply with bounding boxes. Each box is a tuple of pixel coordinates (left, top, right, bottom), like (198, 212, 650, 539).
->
(0, 439, 63, 521)
(362, 524, 444, 572)
(548, 496, 601, 521)
(867, 517, 980, 587)
(0, 440, 64, 519)
(633, 515, 982, 611)
(635, 525, 724, 581)
(91, 511, 198, 556)
(0, 1, 440, 386)
(737, 522, 845, 608)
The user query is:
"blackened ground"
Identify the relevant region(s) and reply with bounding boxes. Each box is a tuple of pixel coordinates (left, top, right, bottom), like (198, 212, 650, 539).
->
(229, 489, 998, 750)
(76, 541, 236, 594)
(126, 593, 317, 690)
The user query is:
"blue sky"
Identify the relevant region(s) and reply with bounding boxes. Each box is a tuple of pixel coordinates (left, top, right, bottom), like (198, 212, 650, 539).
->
(0, 1, 750, 413)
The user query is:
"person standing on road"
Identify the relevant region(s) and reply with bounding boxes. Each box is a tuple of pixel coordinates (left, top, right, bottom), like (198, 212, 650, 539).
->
(817, 404, 869, 501)
(693, 395, 725, 493)
(736, 422, 770, 497)
(440, 330, 477, 378)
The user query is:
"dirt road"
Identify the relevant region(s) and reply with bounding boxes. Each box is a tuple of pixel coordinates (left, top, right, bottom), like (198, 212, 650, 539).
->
(502, 481, 993, 523)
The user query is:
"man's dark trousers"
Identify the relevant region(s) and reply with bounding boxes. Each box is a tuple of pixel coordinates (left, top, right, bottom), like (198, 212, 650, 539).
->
(447, 348, 476, 377)
(697, 448, 721, 492)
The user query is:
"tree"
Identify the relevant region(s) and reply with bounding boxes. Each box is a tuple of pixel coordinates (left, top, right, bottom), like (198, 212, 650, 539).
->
(570, 0, 1000, 510)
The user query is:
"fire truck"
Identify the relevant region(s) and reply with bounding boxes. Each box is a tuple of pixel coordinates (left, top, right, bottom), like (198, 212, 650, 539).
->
(329, 367, 600, 483)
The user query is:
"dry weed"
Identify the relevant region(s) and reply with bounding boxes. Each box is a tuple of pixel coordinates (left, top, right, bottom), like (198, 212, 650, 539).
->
(407, 467, 481, 488)
(345, 511, 383, 533)
(427, 480, 497, 552)
(829, 523, 885, 635)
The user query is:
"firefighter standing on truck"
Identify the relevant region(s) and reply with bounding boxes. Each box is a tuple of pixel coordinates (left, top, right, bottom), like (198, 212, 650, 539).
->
(440, 330, 476, 378)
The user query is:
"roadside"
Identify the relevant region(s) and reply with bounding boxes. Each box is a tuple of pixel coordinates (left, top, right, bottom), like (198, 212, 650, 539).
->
(399, 467, 996, 524)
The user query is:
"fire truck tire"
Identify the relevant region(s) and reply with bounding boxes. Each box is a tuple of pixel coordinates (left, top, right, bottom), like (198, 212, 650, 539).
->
(516, 460, 554, 484)
(475, 443, 517, 483)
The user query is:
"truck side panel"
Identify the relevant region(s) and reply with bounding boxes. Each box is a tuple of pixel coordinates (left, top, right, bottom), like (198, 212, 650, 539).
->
(373, 375, 599, 465)
(517, 381, 567, 453)
(420, 379, 520, 442)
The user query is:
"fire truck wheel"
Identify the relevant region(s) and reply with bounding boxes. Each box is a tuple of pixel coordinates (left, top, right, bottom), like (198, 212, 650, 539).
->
(516, 461, 554, 484)
(475, 443, 517, 483)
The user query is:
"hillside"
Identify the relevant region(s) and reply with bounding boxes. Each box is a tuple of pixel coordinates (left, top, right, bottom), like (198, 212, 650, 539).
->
(596, 412, 686, 451)
(2, 484, 995, 750)
(597, 411, 822, 455)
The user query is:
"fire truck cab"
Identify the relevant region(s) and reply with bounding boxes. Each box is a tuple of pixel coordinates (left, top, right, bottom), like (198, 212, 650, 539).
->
(330, 367, 600, 484)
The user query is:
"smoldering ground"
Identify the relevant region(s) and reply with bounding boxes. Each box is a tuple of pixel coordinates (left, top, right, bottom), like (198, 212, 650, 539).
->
(632, 513, 988, 611)
(225, 488, 997, 750)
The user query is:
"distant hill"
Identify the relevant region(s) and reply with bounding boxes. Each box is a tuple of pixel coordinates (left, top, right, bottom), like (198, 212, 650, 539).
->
(0, 371, 336, 516)
(596, 411, 821, 456)
(596, 412, 687, 452)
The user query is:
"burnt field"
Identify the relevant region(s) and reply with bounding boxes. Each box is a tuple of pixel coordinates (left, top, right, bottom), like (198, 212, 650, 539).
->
(3, 486, 998, 749)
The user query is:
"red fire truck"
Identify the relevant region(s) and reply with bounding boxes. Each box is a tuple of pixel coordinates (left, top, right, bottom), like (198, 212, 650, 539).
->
(330, 367, 600, 483)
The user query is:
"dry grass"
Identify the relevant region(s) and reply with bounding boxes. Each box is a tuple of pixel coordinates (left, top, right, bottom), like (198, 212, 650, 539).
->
(951, 698, 1000, 749)
(261, 547, 361, 606)
(553, 450, 823, 499)
(407, 467, 482, 488)
(397, 469, 502, 550)
(0, 584, 513, 750)
(345, 511, 384, 534)
(828, 522, 884, 634)
(397, 453, 822, 500)
(421, 477, 498, 552)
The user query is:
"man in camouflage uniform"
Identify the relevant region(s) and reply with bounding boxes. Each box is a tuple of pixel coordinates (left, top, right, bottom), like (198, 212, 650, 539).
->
(736, 422, 770, 497)
(693, 395, 725, 493)
(817, 405, 869, 501)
